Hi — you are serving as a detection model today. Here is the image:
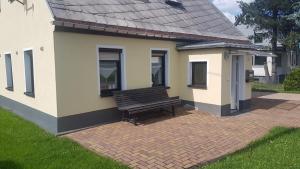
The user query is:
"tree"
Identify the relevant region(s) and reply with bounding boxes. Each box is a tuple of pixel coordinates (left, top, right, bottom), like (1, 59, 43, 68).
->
(285, 2, 300, 49)
(235, 0, 300, 82)
(235, 0, 299, 53)
(287, 2, 300, 26)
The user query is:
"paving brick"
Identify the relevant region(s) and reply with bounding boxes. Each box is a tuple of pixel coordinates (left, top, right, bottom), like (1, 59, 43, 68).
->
(66, 94, 300, 169)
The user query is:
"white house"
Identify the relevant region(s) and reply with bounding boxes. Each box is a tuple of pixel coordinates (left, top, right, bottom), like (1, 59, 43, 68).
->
(238, 25, 300, 83)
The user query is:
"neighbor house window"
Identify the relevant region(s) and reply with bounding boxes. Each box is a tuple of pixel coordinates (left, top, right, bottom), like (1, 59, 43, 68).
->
(24, 50, 35, 97)
(254, 56, 267, 65)
(151, 50, 166, 87)
(99, 48, 122, 97)
(254, 33, 263, 43)
(5, 53, 14, 91)
(189, 62, 207, 89)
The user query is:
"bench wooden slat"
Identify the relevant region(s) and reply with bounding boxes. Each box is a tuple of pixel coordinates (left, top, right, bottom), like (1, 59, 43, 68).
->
(126, 100, 181, 114)
(113, 87, 181, 124)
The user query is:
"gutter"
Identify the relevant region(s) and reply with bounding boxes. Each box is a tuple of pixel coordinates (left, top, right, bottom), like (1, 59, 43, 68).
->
(52, 19, 251, 44)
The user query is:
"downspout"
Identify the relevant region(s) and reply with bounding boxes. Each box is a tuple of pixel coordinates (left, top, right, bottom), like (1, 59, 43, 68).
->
(271, 8, 278, 83)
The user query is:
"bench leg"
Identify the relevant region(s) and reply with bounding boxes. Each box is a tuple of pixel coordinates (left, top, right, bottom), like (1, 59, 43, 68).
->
(172, 106, 176, 117)
(133, 116, 138, 126)
(121, 111, 125, 121)
(127, 113, 138, 125)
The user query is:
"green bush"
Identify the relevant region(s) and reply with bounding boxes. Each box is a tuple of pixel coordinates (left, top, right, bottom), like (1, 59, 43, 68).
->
(283, 68, 300, 91)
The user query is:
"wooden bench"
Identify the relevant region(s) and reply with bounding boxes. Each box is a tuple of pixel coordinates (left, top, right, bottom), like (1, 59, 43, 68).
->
(113, 87, 181, 124)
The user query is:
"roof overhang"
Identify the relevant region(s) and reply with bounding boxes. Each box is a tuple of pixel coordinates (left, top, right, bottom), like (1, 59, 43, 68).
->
(177, 41, 255, 50)
(52, 19, 250, 44)
(177, 41, 277, 57)
(229, 50, 277, 57)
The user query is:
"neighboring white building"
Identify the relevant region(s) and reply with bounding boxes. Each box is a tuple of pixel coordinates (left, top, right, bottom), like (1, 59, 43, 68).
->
(238, 25, 300, 83)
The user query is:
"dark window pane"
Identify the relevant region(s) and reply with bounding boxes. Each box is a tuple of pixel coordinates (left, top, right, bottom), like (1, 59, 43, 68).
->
(152, 51, 166, 86)
(254, 56, 267, 65)
(100, 61, 119, 90)
(24, 50, 35, 96)
(254, 33, 263, 43)
(99, 49, 121, 96)
(192, 62, 207, 87)
(5, 54, 13, 90)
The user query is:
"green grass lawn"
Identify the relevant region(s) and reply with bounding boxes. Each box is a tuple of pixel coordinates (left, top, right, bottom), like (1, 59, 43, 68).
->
(201, 127, 300, 169)
(0, 108, 129, 169)
(252, 82, 300, 94)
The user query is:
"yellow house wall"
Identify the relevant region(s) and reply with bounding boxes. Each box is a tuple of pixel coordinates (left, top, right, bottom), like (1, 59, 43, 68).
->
(54, 34, 252, 118)
(54, 32, 180, 117)
(178, 49, 224, 106)
(0, 0, 57, 116)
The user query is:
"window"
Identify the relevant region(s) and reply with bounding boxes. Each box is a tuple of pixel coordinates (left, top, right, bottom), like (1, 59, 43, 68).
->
(24, 50, 35, 97)
(151, 50, 166, 87)
(254, 33, 263, 44)
(99, 48, 122, 97)
(189, 62, 207, 89)
(4, 54, 13, 91)
(254, 56, 267, 65)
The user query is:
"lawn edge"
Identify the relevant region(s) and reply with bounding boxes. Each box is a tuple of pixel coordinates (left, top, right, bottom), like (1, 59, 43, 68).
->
(192, 127, 299, 169)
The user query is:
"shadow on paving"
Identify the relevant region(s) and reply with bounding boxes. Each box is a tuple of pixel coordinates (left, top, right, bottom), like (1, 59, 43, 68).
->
(250, 98, 299, 111)
(250, 98, 288, 110)
(128, 107, 193, 126)
(226, 97, 298, 117)
(252, 91, 278, 98)
(126, 97, 295, 124)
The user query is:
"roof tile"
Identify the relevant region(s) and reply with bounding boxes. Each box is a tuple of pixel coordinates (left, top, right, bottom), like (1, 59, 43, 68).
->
(47, 0, 247, 41)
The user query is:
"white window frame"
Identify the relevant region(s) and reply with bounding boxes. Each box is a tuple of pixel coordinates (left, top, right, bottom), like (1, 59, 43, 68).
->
(4, 52, 14, 91)
(23, 48, 35, 97)
(96, 45, 127, 96)
(149, 48, 170, 87)
(253, 55, 267, 66)
(187, 59, 209, 89)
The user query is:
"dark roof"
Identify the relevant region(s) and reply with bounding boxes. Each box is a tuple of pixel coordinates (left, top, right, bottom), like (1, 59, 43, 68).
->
(177, 41, 277, 57)
(47, 0, 248, 42)
(177, 41, 256, 50)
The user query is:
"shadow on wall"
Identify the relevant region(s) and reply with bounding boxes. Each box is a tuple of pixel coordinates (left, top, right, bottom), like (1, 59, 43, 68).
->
(0, 161, 23, 169)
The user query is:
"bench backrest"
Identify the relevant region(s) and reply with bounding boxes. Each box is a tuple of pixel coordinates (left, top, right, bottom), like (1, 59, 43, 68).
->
(113, 87, 169, 108)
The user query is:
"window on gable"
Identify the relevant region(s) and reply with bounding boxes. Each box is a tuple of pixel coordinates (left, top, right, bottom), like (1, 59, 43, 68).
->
(24, 50, 35, 97)
(189, 62, 207, 89)
(99, 48, 122, 97)
(5, 53, 14, 91)
(151, 50, 167, 87)
(254, 33, 263, 44)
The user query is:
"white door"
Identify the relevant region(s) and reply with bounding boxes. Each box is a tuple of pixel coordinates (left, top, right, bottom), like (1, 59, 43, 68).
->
(231, 55, 240, 110)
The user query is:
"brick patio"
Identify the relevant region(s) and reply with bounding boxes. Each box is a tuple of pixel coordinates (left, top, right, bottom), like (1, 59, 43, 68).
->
(66, 92, 300, 169)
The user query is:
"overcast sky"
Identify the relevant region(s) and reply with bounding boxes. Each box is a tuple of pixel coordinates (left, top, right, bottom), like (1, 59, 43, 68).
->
(211, 0, 253, 23)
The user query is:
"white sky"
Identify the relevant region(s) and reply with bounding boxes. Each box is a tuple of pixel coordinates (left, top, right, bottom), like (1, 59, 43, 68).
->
(211, 0, 254, 23)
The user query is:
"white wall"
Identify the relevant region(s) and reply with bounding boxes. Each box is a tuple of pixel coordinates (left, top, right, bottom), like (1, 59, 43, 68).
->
(0, 0, 57, 117)
(252, 56, 273, 77)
